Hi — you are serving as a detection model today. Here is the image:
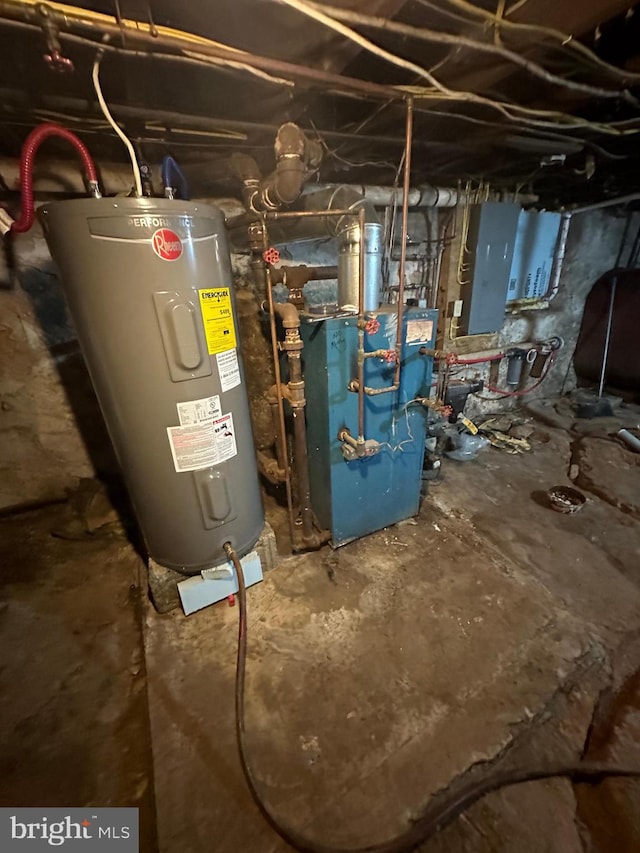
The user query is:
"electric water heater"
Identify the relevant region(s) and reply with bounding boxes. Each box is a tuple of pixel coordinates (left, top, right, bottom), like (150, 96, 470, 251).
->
(39, 198, 264, 573)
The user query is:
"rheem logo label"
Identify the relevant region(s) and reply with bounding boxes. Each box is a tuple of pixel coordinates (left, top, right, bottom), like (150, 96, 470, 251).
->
(152, 228, 182, 261)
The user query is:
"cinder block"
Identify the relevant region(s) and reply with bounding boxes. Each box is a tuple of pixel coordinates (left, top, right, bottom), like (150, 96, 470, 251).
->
(147, 560, 184, 614)
(253, 521, 279, 574)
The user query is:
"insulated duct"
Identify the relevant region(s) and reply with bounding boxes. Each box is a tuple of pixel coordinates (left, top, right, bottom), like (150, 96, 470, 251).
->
(301, 183, 458, 208)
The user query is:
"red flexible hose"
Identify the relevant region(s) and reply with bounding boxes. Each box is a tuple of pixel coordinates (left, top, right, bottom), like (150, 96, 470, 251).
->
(10, 123, 99, 234)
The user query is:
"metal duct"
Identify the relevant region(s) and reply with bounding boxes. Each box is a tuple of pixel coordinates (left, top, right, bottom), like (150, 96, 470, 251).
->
(266, 186, 383, 311)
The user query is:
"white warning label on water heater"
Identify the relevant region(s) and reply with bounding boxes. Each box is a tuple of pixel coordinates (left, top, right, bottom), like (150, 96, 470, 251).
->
(167, 413, 237, 472)
(176, 394, 221, 426)
(216, 348, 241, 392)
(212, 412, 237, 462)
(167, 423, 218, 472)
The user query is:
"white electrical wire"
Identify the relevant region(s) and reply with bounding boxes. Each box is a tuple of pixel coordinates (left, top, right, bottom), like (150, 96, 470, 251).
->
(380, 398, 422, 454)
(92, 53, 143, 197)
(183, 49, 295, 87)
(306, 1, 635, 105)
(274, 0, 639, 135)
(436, 0, 640, 83)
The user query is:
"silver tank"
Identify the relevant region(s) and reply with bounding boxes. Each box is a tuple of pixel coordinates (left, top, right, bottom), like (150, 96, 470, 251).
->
(39, 198, 263, 574)
(337, 221, 383, 312)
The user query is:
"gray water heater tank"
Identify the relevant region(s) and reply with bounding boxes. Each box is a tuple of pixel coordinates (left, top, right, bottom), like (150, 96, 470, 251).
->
(39, 198, 264, 574)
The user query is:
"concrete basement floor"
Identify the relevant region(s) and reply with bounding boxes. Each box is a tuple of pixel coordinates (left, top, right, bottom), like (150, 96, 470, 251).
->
(1, 419, 640, 852)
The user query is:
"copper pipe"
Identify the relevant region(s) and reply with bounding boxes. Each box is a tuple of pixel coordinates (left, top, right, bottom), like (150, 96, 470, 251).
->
(357, 205, 366, 442)
(264, 248, 296, 546)
(347, 99, 414, 402)
(364, 384, 398, 396)
(363, 349, 395, 359)
(264, 208, 356, 221)
(227, 208, 357, 231)
(393, 97, 414, 385)
(356, 330, 365, 443)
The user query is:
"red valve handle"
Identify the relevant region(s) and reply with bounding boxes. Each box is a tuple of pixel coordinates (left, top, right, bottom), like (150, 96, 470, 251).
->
(263, 247, 280, 265)
(44, 50, 74, 73)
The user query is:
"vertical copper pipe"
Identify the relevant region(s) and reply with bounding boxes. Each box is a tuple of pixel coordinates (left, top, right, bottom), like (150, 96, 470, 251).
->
(263, 226, 296, 546)
(393, 97, 414, 385)
(357, 205, 366, 441)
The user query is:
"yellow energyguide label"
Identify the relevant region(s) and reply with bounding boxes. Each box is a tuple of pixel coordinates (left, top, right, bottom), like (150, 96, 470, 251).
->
(198, 288, 237, 355)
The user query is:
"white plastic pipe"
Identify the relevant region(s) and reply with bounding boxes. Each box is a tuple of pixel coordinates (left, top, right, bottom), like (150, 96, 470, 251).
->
(302, 183, 458, 208)
(545, 212, 571, 302)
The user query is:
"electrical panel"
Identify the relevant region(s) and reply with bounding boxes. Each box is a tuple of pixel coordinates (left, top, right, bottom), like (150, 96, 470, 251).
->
(507, 210, 561, 302)
(460, 202, 520, 335)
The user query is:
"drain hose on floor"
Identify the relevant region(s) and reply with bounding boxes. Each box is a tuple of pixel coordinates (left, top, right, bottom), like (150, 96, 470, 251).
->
(224, 543, 640, 853)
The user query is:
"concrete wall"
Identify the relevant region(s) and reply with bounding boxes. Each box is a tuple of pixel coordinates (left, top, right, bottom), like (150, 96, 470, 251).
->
(0, 196, 271, 512)
(0, 222, 104, 510)
(452, 209, 638, 420)
(0, 198, 632, 511)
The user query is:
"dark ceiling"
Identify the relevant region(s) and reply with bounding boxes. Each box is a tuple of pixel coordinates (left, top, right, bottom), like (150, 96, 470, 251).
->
(1, 0, 640, 206)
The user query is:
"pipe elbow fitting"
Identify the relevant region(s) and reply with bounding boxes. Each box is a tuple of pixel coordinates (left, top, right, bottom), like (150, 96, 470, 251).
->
(273, 301, 301, 330)
(274, 122, 306, 160)
(273, 157, 305, 206)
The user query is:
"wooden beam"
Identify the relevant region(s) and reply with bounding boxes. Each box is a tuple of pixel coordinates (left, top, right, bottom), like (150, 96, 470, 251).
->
(507, 0, 633, 37)
(420, 0, 635, 115)
(313, 0, 412, 75)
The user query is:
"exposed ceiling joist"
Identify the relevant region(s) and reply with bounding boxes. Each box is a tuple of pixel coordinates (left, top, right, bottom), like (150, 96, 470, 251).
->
(507, 0, 633, 35)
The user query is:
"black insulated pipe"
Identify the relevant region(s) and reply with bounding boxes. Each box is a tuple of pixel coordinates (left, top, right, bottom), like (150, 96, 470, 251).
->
(271, 122, 307, 206)
(232, 123, 322, 214)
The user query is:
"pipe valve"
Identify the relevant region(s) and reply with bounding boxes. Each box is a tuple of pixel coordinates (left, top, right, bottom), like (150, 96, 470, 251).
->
(337, 427, 380, 461)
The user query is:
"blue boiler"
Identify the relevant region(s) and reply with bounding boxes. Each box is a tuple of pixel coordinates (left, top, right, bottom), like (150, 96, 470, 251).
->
(300, 306, 438, 546)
